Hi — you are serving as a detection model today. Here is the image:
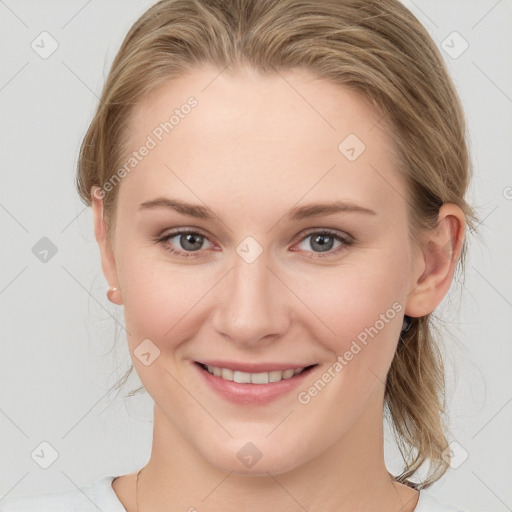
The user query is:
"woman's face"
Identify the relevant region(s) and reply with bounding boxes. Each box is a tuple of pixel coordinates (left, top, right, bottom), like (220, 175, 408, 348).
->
(95, 66, 427, 475)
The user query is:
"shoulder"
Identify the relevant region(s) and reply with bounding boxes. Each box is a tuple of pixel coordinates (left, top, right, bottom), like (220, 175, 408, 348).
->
(415, 490, 467, 512)
(0, 476, 125, 512)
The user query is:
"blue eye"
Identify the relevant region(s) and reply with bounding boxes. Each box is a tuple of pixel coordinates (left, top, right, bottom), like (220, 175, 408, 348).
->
(159, 230, 212, 257)
(295, 230, 351, 258)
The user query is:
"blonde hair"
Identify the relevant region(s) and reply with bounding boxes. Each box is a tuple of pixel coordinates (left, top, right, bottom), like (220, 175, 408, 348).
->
(77, 0, 476, 487)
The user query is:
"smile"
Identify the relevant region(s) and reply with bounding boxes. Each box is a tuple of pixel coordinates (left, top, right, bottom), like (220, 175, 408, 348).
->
(194, 361, 319, 405)
(200, 363, 308, 384)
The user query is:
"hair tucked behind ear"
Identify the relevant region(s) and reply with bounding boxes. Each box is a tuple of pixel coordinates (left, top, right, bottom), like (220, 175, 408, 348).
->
(77, 0, 477, 486)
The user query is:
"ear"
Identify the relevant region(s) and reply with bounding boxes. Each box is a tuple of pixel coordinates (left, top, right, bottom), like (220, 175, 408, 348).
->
(405, 203, 466, 317)
(91, 187, 123, 305)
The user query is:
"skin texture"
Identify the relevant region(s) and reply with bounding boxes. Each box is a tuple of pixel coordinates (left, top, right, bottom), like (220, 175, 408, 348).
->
(92, 66, 465, 512)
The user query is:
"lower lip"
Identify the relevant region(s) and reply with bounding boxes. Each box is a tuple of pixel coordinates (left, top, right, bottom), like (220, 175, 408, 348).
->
(194, 362, 317, 405)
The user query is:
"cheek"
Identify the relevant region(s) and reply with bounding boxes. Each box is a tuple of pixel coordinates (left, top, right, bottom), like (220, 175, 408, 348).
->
(299, 259, 407, 369)
(117, 248, 212, 354)
(291, 262, 407, 431)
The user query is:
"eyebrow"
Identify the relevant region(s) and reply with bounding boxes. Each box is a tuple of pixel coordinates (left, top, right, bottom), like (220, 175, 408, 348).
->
(138, 197, 377, 221)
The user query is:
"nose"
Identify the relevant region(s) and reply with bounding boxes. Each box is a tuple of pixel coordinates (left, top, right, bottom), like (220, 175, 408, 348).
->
(211, 249, 291, 348)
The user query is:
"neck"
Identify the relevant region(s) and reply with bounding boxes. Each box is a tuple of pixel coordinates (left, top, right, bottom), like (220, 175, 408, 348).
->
(135, 398, 418, 512)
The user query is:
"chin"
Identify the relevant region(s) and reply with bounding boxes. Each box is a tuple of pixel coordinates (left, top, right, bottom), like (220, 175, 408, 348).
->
(198, 436, 308, 477)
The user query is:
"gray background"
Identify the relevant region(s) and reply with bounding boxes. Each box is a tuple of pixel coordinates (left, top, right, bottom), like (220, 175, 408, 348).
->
(0, 1, 511, 510)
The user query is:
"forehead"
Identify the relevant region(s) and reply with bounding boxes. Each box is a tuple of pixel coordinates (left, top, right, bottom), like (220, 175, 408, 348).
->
(118, 66, 405, 220)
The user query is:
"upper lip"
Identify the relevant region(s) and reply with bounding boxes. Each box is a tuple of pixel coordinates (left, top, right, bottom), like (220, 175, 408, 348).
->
(196, 360, 317, 373)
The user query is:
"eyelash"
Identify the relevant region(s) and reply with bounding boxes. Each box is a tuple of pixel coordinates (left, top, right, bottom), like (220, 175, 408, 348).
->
(155, 228, 353, 259)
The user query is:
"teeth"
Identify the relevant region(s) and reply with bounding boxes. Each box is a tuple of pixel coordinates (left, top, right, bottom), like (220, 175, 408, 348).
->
(221, 368, 234, 380)
(269, 370, 282, 382)
(204, 365, 306, 383)
(233, 371, 251, 383)
(282, 369, 295, 379)
(251, 372, 269, 384)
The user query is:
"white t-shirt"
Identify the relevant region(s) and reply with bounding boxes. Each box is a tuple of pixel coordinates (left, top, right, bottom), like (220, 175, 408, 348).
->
(0, 475, 466, 511)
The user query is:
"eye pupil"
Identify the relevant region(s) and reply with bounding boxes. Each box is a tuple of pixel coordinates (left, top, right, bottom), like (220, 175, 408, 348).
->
(180, 233, 203, 251)
(311, 234, 334, 252)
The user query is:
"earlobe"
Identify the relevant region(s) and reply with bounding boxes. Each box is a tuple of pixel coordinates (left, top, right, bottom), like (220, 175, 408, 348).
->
(91, 187, 123, 306)
(405, 203, 466, 317)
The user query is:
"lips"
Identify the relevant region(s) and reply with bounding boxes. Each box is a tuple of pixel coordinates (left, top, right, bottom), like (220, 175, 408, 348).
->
(194, 361, 319, 404)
